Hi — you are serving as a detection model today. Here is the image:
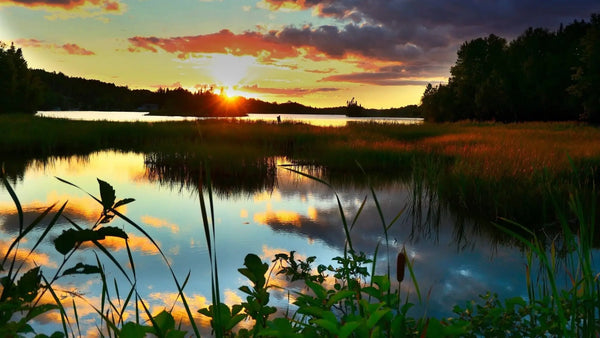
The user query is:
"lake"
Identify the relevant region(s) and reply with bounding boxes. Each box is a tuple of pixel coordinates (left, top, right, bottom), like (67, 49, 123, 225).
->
(1, 150, 529, 336)
(35, 111, 424, 127)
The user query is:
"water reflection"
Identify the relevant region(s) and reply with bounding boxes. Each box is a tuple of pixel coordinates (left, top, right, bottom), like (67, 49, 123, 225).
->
(144, 152, 278, 196)
(0, 150, 545, 335)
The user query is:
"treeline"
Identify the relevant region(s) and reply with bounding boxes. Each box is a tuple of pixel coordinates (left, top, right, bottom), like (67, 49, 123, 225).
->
(421, 14, 600, 122)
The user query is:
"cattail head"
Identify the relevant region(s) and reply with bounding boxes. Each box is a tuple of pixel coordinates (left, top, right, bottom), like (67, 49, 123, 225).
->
(396, 251, 407, 283)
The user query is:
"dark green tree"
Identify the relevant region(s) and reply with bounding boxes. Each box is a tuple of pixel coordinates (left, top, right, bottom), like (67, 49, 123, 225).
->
(421, 83, 457, 122)
(569, 14, 600, 123)
(0, 42, 40, 114)
(449, 34, 508, 121)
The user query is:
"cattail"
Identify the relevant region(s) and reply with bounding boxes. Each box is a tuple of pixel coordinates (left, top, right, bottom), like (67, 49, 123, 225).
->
(396, 251, 407, 283)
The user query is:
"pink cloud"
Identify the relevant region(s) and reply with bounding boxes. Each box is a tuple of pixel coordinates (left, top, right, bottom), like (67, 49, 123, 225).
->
(15, 38, 95, 55)
(237, 84, 339, 97)
(61, 43, 95, 55)
(4, 0, 123, 12)
(150, 82, 183, 89)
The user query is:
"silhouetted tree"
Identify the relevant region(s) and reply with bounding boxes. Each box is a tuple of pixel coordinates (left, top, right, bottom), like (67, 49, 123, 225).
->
(421, 83, 457, 122)
(0, 42, 40, 113)
(570, 14, 600, 123)
(449, 34, 508, 121)
(345, 97, 365, 116)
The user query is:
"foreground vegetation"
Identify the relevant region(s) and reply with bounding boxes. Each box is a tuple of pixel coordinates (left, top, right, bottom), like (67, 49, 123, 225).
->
(0, 167, 598, 337)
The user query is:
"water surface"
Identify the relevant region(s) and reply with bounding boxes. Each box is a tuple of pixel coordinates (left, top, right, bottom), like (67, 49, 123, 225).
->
(0, 151, 527, 335)
(35, 111, 423, 127)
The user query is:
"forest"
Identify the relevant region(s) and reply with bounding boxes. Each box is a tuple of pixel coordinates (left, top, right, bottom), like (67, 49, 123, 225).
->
(421, 13, 600, 122)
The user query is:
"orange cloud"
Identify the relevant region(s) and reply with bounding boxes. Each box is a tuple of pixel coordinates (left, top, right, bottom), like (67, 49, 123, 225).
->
(127, 29, 299, 61)
(148, 292, 211, 328)
(79, 233, 160, 255)
(140, 216, 180, 234)
(253, 210, 303, 227)
(0, 239, 57, 269)
(2, 0, 123, 12)
(15, 38, 95, 55)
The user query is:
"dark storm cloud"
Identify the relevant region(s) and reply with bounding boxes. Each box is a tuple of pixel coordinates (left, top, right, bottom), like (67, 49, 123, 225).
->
(262, 0, 600, 61)
(270, 24, 426, 60)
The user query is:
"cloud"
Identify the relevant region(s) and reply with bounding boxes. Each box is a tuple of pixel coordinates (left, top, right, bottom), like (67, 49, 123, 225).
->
(140, 215, 180, 233)
(1, 0, 126, 18)
(127, 29, 299, 61)
(261, 0, 600, 40)
(149, 81, 183, 89)
(321, 72, 430, 86)
(0, 239, 57, 269)
(256, 0, 600, 75)
(305, 68, 335, 74)
(237, 84, 339, 97)
(61, 43, 95, 55)
(15, 38, 95, 55)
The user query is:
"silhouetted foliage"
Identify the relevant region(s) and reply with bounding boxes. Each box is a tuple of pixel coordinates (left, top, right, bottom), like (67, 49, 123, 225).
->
(0, 43, 41, 114)
(569, 14, 600, 123)
(421, 14, 600, 122)
(345, 97, 365, 116)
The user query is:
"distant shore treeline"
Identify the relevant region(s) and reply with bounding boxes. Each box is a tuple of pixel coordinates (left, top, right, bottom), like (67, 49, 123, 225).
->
(0, 42, 420, 118)
(422, 13, 600, 123)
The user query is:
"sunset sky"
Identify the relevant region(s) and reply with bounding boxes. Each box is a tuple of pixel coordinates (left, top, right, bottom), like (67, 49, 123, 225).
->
(1, 1, 599, 108)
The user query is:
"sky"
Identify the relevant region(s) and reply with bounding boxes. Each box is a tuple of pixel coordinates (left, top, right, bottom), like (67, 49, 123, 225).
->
(1, 1, 599, 108)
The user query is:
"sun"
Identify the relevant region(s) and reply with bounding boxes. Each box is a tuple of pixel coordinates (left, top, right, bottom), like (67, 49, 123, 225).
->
(209, 54, 255, 89)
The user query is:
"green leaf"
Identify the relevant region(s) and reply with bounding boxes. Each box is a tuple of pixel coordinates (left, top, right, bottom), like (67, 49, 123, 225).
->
(325, 290, 355, 308)
(313, 318, 339, 335)
(241, 253, 268, 287)
(97, 179, 116, 212)
(114, 198, 135, 209)
(165, 330, 187, 338)
(121, 322, 149, 338)
(305, 279, 327, 300)
(17, 266, 41, 302)
(197, 307, 212, 318)
(296, 306, 325, 318)
(238, 285, 252, 295)
(339, 321, 361, 338)
(371, 275, 390, 293)
(226, 313, 246, 331)
(17, 323, 34, 334)
(54, 227, 128, 255)
(153, 310, 175, 333)
(62, 263, 101, 276)
(366, 308, 391, 329)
